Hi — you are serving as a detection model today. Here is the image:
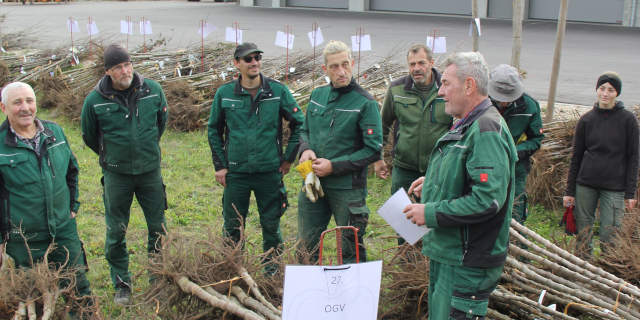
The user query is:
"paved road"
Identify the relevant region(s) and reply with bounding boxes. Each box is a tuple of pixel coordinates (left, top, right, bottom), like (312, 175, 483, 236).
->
(1, 1, 639, 106)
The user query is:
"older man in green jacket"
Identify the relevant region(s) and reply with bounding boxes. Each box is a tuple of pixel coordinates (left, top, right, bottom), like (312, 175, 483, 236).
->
(297, 40, 382, 264)
(81, 44, 168, 304)
(0, 82, 93, 316)
(404, 52, 516, 319)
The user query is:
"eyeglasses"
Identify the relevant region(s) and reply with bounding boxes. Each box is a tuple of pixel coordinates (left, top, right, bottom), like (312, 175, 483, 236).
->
(241, 54, 262, 63)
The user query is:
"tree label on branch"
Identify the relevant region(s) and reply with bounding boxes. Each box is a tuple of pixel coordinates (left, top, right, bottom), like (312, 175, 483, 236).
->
(225, 26, 243, 44)
(351, 34, 371, 52)
(86, 21, 99, 36)
(140, 20, 153, 35)
(197, 22, 216, 38)
(120, 20, 134, 35)
(275, 31, 295, 49)
(67, 18, 79, 33)
(282, 261, 382, 320)
(426, 36, 447, 53)
(307, 27, 324, 47)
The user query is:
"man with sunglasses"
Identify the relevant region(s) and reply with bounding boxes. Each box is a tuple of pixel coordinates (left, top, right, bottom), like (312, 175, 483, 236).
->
(81, 44, 169, 305)
(208, 42, 304, 274)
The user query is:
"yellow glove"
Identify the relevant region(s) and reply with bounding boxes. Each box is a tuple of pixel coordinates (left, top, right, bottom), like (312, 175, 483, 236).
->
(296, 160, 313, 178)
(516, 132, 528, 145)
(303, 172, 325, 203)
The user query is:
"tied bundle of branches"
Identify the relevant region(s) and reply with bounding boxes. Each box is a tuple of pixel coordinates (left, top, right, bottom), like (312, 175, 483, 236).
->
(145, 230, 284, 320)
(490, 220, 640, 319)
(527, 117, 578, 210)
(0, 246, 98, 320)
(164, 80, 209, 131)
(379, 244, 430, 320)
(599, 212, 640, 286)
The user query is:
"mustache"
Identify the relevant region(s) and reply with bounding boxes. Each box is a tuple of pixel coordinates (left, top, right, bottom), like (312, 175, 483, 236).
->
(18, 111, 33, 117)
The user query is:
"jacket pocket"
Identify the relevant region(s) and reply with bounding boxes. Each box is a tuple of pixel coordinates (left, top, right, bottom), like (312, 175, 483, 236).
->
(394, 95, 418, 109)
(221, 98, 246, 130)
(431, 98, 451, 125)
(0, 153, 39, 187)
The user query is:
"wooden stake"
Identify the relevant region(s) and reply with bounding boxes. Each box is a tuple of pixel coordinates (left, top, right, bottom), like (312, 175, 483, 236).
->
(511, 0, 524, 69)
(471, 0, 479, 52)
(545, 0, 569, 123)
(311, 22, 318, 89)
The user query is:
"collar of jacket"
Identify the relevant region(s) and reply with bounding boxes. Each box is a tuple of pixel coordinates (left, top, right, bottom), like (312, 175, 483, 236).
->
(233, 73, 272, 96)
(95, 71, 145, 99)
(403, 67, 442, 92)
(593, 100, 624, 113)
(331, 77, 357, 95)
(452, 98, 493, 132)
(1, 118, 54, 148)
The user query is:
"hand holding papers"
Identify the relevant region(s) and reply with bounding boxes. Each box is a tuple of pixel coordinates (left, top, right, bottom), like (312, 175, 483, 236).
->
(377, 188, 429, 245)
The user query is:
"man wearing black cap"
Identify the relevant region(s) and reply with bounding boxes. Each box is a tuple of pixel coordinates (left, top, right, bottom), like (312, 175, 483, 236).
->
(208, 42, 304, 274)
(488, 64, 544, 224)
(81, 44, 168, 305)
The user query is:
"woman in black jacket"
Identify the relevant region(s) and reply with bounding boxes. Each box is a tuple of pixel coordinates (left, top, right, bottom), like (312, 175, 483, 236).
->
(563, 72, 639, 257)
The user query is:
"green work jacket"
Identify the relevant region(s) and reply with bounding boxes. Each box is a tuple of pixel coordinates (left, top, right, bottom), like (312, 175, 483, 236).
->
(0, 119, 80, 244)
(493, 93, 544, 164)
(421, 99, 517, 268)
(81, 73, 168, 175)
(381, 70, 452, 173)
(207, 74, 304, 173)
(299, 79, 382, 189)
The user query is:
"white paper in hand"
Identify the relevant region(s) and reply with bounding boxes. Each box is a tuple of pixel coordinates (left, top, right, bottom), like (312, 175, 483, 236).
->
(139, 20, 153, 35)
(275, 31, 295, 49)
(120, 20, 134, 35)
(377, 188, 429, 245)
(225, 26, 243, 43)
(67, 18, 80, 33)
(351, 34, 371, 52)
(86, 21, 99, 36)
(282, 261, 382, 320)
(197, 22, 216, 38)
(426, 36, 446, 53)
(307, 27, 324, 47)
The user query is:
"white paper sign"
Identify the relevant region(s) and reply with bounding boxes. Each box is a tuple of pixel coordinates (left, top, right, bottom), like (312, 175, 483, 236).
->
(282, 261, 382, 320)
(225, 26, 243, 43)
(197, 22, 216, 38)
(426, 36, 447, 53)
(120, 20, 134, 35)
(307, 27, 324, 47)
(351, 34, 371, 52)
(139, 20, 153, 35)
(86, 21, 99, 36)
(469, 18, 482, 36)
(275, 31, 295, 49)
(67, 18, 80, 33)
(377, 188, 429, 245)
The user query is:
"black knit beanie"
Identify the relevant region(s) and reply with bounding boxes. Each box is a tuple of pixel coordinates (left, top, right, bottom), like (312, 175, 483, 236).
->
(104, 44, 131, 70)
(596, 72, 622, 96)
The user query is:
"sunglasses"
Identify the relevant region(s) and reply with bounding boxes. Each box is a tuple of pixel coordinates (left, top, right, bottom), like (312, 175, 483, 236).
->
(241, 54, 262, 63)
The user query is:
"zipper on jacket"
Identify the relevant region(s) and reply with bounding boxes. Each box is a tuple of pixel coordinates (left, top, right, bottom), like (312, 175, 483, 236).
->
(461, 226, 469, 263)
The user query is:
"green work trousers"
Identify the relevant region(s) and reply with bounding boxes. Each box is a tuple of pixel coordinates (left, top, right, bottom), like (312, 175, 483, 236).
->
(6, 231, 92, 297)
(297, 187, 369, 264)
(391, 166, 424, 245)
(512, 160, 530, 224)
(574, 184, 625, 255)
(103, 168, 167, 287)
(428, 260, 502, 320)
(222, 171, 287, 258)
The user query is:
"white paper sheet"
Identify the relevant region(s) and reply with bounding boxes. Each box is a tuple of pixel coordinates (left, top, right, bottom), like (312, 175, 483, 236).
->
(377, 188, 429, 245)
(275, 31, 295, 49)
(120, 20, 134, 35)
(307, 27, 324, 47)
(139, 20, 153, 35)
(197, 22, 216, 38)
(225, 26, 243, 43)
(282, 261, 382, 320)
(351, 34, 371, 52)
(86, 21, 99, 36)
(469, 18, 482, 36)
(67, 18, 80, 33)
(426, 36, 447, 53)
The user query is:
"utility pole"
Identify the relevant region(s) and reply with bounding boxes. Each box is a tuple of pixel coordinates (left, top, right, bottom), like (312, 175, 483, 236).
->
(511, 0, 524, 69)
(472, 0, 479, 52)
(545, 0, 569, 122)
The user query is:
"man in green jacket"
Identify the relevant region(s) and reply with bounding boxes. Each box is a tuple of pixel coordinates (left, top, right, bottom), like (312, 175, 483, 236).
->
(404, 52, 516, 319)
(489, 64, 544, 223)
(81, 44, 168, 304)
(375, 43, 452, 245)
(297, 40, 382, 264)
(0, 82, 93, 316)
(208, 43, 304, 273)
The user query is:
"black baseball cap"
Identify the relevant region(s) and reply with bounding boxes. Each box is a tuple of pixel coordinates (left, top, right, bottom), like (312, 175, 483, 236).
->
(233, 42, 263, 59)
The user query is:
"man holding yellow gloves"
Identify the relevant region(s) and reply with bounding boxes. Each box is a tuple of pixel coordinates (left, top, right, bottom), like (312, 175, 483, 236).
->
(296, 40, 382, 264)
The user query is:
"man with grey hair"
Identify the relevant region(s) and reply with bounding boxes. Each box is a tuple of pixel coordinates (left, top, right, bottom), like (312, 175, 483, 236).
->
(375, 43, 452, 246)
(0, 82, 94, 318)
(403, 52, 516, 319)
(297, 40, 382, 264)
